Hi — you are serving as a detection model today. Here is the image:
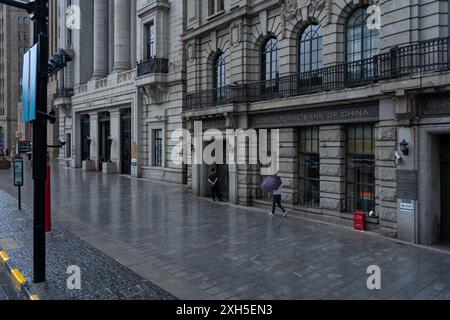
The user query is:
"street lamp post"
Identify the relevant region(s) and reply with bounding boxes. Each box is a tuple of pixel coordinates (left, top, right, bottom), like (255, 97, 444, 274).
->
(0, 0, 49, 283)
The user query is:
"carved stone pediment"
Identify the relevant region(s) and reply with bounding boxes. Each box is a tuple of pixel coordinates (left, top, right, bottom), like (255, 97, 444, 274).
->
(281, 0, 332, 38)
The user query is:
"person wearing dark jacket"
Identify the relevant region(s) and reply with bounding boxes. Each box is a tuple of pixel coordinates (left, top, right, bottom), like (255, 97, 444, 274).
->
(208, 167, 223, 202)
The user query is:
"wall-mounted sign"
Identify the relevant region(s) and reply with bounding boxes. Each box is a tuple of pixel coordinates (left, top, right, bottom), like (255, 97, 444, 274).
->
(22, 44, 39, 122)
(400, 200, 414, 214)
(250, 102, 380, 129)
(396, 170, 418, 200)
(17, 141, 32, 154)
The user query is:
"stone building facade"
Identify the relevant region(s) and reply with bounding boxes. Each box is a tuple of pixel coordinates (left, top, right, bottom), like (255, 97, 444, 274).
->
(0, 5, 31, 153)
(182, 0, 450, 245)
(57, 0, 186, 183)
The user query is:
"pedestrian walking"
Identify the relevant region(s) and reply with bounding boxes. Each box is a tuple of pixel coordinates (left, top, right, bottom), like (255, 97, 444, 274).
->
(261, 173, 288, 217)
(208, 167, 223, 202)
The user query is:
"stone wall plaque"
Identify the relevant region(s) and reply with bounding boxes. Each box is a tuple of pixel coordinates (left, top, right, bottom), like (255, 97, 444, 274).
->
(396, 170, 418, 200)
(250, 102, 379, 129)
(202, 118, 226, 130)
(420, 94, 450, 117)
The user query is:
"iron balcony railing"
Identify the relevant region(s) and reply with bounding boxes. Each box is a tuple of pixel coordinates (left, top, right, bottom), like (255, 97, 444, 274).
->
(54, 88, 74, 100)
(137, 57, 169, 77)
(185, 37, 450, 111)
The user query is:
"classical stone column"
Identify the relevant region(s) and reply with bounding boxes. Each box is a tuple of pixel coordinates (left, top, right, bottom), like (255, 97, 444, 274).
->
(130, 0, 137, 68)
(89, 113, 99, 171)
(109, 110, 122, 172)
(92, 0, 109, 79)
(113, 0, 131, 72)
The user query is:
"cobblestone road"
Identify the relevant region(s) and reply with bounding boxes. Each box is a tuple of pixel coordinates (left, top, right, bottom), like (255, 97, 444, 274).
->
(1, 165, 450, 300)
(0, 188, 175, 300)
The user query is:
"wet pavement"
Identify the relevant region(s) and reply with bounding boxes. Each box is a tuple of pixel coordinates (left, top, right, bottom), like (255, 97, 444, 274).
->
(1, 164, 450, 300)
(0, 268, 22, 300)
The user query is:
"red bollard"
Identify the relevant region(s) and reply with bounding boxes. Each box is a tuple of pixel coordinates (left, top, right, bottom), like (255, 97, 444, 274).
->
(45, 164, 52, 233)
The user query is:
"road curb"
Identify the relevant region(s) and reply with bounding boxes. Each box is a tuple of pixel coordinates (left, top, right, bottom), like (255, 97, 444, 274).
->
(0, 250, 40, 300)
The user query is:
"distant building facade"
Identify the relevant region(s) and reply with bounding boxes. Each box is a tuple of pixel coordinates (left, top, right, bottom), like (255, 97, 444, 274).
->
(0, 4, 30, 153)
(57, 0, 186, 183)
(55, 0, 450, 246)
(182, 0, 450, 245)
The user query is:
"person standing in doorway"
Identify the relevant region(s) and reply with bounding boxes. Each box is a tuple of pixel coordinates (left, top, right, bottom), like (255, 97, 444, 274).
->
(269, 175, 288, 217)
(208, 167, 223, 202)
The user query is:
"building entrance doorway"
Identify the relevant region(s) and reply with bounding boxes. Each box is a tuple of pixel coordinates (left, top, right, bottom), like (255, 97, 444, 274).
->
(80, 115, 90, 161)
(99, 112, 111, 168)
(121, 109, 132, 175)
(440, 135, 450, 240)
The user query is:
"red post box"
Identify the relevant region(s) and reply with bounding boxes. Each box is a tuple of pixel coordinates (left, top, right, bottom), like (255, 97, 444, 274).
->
(354, 210, 365, 231)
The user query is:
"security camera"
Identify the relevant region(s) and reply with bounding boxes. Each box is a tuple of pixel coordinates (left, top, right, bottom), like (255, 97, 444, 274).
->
(368, 210, 378, 219)
(394, 151, 403, 165)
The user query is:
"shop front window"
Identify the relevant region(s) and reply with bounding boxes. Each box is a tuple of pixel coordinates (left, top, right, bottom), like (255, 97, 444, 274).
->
(346, 124, 375, 213)
(299, 127, 320, 207)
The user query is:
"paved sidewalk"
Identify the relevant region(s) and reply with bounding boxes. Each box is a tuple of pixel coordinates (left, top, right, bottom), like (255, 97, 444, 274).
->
(0, 189, 175, 300)
(0, 268, 22, 300)
(1, 166, 450, 300)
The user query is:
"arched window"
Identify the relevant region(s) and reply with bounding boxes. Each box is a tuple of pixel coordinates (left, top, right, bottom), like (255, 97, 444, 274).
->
(346, 7, 379, 63)
(213, 52, 226, 101)
(214, 52, 226, 89)
(299, 24, 323, 73)
(261, 37, 279, 81)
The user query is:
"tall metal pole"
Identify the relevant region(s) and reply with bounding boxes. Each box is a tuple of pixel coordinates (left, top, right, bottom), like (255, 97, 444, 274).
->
(0, 0, 49, 284)
(32, 0, 49, 284)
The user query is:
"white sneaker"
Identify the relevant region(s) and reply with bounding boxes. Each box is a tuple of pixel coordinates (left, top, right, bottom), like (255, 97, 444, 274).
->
(268, 212, 275, 216)
(283, 211, 288, 218)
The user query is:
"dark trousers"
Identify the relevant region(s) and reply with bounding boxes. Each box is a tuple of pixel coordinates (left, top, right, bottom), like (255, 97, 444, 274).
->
(212, 185, 222, 201)
(272, 195, 286, 214)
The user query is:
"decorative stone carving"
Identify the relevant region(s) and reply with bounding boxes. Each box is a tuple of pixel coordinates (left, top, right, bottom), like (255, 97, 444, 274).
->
(284, 0, 299, 20)
(230, 23, 241, 47)
(142, 85, 168, 105)
(281, 0, 332, 38)
(187, 42, 196, 62)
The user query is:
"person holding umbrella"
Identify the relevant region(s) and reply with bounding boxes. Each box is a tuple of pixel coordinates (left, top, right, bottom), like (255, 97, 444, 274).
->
(261, 173, 288, 217)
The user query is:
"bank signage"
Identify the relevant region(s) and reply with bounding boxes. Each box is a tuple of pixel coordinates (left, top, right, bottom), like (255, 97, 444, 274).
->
(250, 102, 379, 128)
(421, 94, 450, 117)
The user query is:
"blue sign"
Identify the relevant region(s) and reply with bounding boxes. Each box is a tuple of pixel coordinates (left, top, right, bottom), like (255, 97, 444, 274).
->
(22, 43, 39, 122)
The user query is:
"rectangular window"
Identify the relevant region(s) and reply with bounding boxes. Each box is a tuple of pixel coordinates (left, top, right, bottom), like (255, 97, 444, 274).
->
(145, 21, 155, 60)
(346, 124, 375, 213)
(67, 29, 73, 46)
(153, 129, 163, 167)
(208, 0, 224, 16)
(217, 0, 224, 11)
(208, 0, 215, 16)
(298, 127, 320, 208)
